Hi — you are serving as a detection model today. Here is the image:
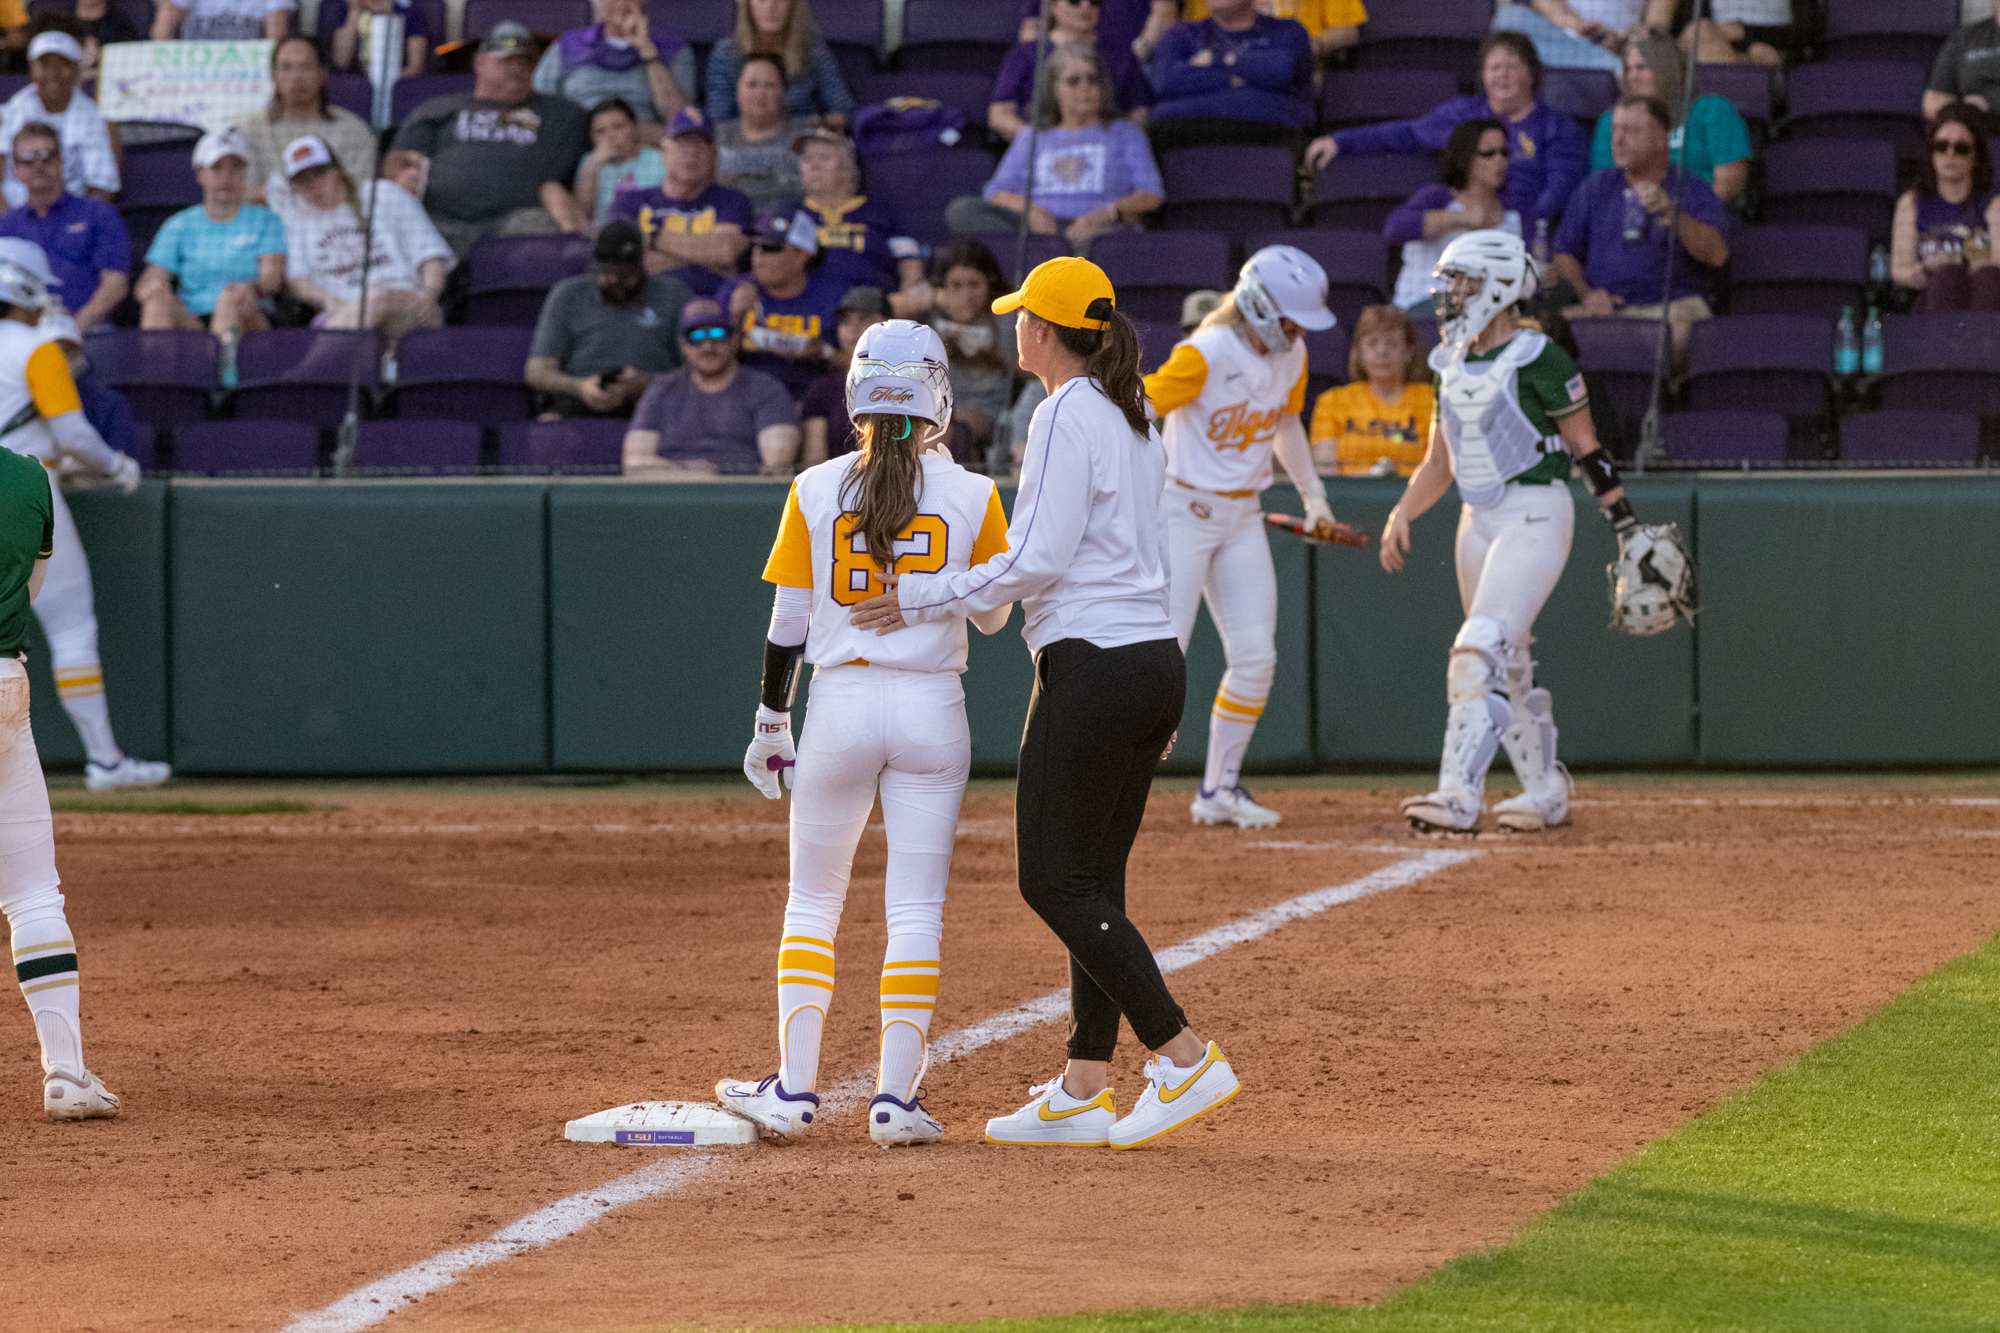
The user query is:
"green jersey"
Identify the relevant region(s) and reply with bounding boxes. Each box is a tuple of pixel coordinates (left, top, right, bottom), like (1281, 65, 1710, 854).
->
(1436, 331, 1590, 488)
(0, 450, 53, 658)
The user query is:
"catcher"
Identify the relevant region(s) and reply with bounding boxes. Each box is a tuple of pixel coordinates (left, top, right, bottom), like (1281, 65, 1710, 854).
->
(1379, 229, 1692, 834)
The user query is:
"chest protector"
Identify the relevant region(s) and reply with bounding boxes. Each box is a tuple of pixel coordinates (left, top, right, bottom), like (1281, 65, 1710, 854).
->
(1430, 330, 1557, 511)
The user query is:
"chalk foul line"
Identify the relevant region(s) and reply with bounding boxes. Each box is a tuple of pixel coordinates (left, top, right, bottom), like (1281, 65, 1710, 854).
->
(278, 846, 1479, 1333)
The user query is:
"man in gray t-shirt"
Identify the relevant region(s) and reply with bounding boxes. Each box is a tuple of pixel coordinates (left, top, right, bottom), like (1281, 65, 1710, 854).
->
(1927, 2, 2000, 121)
(623, 297, 799, 475)
(527, 220, 691, 418)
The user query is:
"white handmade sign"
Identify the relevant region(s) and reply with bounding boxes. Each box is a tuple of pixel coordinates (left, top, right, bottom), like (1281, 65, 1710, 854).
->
(98, 40, 275, 130)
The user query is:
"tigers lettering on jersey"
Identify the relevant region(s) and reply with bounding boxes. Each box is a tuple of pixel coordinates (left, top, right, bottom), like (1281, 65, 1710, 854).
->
(744, 309, 823, 340)
(830, 513, 949, 605)
(1205, 402, 1285, 452)
(1148, 324, 1308, 493)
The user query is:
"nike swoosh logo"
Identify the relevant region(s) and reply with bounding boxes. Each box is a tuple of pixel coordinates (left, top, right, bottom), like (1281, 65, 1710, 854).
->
(1038, 1092, 1112, 1121)
(1157, 1048, 1223, 1104)
(1524, 516, 1549, 524)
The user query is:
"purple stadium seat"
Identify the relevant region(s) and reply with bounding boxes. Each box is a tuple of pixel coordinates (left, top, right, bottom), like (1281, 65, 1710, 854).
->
(1088, 230, 1230, 324)
(1539, 68, 1618, 127)
(1762, 139, 1897, 241)
(0, 74, 23, 103)
(85, 329, 217, 425)
(117, 140, 200, 210)
(1660, 411, 1787, 466)
(858, 71, 993, 122)
(650, 0, 732, 41)
(1301, 322, 1349, 407)
(1320, 69, 1458, 131)
(463, 0, 589, 38)
(1838, 411, 1979, 466)
(865, 149, 995, 244)
(496, 418, 625, 472)
(171, 419, 320, 474)
(127, 420, 156, 470)
(1878, 314, 2000, 416)
(389, 326, 536, 426)
(1309, 155, 1437, 231)
(232, 329, 381, 427)
(1786, 62, 1928, 159)
(1255, 228, 1387, 334)
(995, 232, 1069, 287)
(1725, 225, 1869, 319)
(352, 419, 484, 471)
(1351, 0, 1489, 84)
(817, 0, 885, 89)
(1159, 146, 1294, 240)
(900, 0, 1014, 74)
(1824, 0, 1955, 66)
(1572, 316, 1671, 441)
(1687, 316, 1837, 418)
(466, 233, 593, 325)
(392, 73, 474, 123)
(326, 73, 371, 120)
(1694, 64, 1771, 136)
(1133, 318, 1180, 376)
(31, 0, 154, 32)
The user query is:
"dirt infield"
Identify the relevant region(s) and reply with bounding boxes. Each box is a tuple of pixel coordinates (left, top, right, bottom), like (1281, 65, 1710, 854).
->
(4, 779, 1998, 1333)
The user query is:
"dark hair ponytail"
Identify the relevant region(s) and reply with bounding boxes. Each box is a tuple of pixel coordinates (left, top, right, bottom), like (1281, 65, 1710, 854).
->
(1047, 297, 1149, 436)
(838, 414, 925, 578)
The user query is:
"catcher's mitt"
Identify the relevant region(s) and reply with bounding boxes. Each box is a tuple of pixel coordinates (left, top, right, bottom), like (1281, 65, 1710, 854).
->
(1608, 522, 1696, 637)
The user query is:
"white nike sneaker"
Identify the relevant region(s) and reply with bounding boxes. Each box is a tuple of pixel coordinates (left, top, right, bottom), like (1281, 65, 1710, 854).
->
(984, 1076, 1117, 1146)
(1492, 768, 1573, 832)
(714, 1073, 820, 1143)
(1404, 788, 1482, 834)
(1108, 1041, 1240, 1150)
(45, 1069, 119, 1122)
(868, 1090, 943, 1148)
(84, 757, 171, 792)
(1190, 785, 1281, 829)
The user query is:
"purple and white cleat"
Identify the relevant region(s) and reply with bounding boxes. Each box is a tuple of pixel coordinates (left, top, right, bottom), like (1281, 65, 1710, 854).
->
(715, 1073, 819, 1143)
(868, 1089, 943, 1147)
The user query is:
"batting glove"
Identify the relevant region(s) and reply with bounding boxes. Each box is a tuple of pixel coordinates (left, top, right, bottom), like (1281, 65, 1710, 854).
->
(1302, 494, 1338, 541)
(744, 705, 796, 799)
(106, 453, 141, 496)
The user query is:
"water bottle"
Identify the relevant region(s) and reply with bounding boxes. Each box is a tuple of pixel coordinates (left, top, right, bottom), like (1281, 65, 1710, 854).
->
(1621, 187, 1647, 243)
(1532, 216, 1550, 265)
(1834, 306, 1859, 376)
(1861, 305, 1883, 374)
(219, 330, 239, 391)
(1867, 243, 1891, 295)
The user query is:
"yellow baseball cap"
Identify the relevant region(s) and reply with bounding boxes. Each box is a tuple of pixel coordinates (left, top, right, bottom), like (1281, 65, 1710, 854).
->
(992, 256, 1114, 331)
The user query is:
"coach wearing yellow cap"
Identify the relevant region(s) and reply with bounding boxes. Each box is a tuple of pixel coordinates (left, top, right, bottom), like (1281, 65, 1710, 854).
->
(852, 257, 1241, 1150)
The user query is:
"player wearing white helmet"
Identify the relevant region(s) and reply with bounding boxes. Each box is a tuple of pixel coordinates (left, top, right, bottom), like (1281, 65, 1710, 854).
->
(1383, 229, 1689, 834)
(717, 319, 1013, 1148)
(1144, 244, 1343, 829)
(0, 239, 166, 792)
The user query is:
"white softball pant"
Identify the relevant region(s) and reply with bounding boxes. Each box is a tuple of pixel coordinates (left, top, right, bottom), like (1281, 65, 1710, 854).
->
(34, 480, 101, 673)
(1161, 485, 1278, 723)
(0, 655, 83, 1082)
(1454, 481, 1575, 657)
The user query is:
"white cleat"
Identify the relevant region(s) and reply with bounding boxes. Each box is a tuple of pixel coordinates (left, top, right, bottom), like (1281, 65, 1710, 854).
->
(868, 1090, 943, 1148)
(1404, 788, 1483, 834)
(1108, 1041, 1240, 1149)
(84, 757, 171, 792)
(714, 1073, 819, 1143)
(984, 1076, 1117, 1146)
(1492, 768, 1573, 832)
(45, 1069, 119, 1122)
(1190, 785, 1281, 829)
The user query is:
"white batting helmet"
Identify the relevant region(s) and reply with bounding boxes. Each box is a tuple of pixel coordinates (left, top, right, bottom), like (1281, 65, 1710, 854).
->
(846, 319, 953, 439)
(1431, 229, 1538, 350)
(0, 238, 58, 311)
(1235, 244, 1335, 355)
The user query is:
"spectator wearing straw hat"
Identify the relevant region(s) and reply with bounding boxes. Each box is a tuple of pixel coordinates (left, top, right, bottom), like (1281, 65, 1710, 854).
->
(0, 31, 116, 207)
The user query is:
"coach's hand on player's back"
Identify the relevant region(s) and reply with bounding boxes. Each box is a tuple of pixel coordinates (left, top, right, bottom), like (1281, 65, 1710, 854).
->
(851, 574, 907, 635)
(1380, 508, 1412, 574)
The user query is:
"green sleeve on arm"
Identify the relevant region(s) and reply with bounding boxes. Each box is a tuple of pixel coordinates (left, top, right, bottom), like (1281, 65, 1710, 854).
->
(1522, 341, 1590, 429)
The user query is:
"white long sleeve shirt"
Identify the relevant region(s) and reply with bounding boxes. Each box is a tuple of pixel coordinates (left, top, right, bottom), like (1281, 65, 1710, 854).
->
(895, 374, 1174, 655)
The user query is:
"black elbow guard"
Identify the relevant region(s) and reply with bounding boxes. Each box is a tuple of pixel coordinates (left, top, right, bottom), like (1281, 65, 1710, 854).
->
(1578, 448, 1621, 498)
(760, 639, 804, 712)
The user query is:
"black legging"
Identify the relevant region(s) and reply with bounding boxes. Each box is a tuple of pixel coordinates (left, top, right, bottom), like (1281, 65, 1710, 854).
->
(1016, 636, 1189, 1061)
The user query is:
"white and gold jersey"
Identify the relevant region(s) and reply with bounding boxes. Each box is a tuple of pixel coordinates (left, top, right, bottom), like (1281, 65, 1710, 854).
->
(1146, 323, 1308, 495)
(763, 452, 1010, 675)
(0, 319, 78, 462)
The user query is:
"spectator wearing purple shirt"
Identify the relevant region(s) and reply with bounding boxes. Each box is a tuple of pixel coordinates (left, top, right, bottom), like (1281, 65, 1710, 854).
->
(946, 44, 1162, 247)
(1548, 95, 1729, 371)
(1147, 0, 1314, 153)
(799, 284, 885, 466)
(1308, 31, 1589, 231)
(609, 106, 754, 298)
(0, 122, 126, 329)
(623, 296, 799, 475)
(989, 0, 1154, 142)
(1020, 0, 1174, 55)
(718, 208, 849, 400)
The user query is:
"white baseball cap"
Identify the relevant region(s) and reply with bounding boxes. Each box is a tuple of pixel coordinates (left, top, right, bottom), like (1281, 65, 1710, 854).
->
(1240, 245, 1336, 331)
(27, 31, 82, 64)
(282, 134, 333, 179)
(193, 128, 247, 170)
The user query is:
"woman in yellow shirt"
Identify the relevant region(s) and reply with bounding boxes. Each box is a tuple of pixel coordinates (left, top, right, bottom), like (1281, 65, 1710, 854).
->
(1176, 0, 1366, 59)
(1310, 304, 1434, 476)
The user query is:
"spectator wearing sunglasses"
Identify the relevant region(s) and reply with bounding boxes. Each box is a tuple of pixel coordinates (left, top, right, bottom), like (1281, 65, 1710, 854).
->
(623, 296, 799, 476)
(988, 0, 1154, 142)
(0, 121, 126, 331)
(1892, 104, 2000, 315)
(1383, 118, 1518, 319)
(526, 219, 692, 420)
(718, 207, 847, 399)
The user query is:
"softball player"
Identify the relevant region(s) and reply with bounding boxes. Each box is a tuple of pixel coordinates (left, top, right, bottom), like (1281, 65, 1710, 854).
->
(1382, 229, 1655, 833)
(0, 243, 118, 1120)
(718, 320, 1013, 1148)
(1145, 245, 1342, 830)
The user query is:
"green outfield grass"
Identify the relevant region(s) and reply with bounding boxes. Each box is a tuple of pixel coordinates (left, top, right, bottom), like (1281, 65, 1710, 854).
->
(820, 935, 2000, 1333)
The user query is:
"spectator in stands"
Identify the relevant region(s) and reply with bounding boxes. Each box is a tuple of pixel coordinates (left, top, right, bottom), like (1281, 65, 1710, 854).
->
(326, 0, 429, 81)
(0, 122, 125, 329)
(1308, 32, 1590, 232)
(1147, 0, 1314, 153)
(1653, 0, 1790, 68)
(1384, 118, 1517, 319)
(798, 283, 882, 465)
(715, 53, 816, 215)
(392, 22, 592, 259)
(795, 127, 927, 317)
(704, 0, 853, 131)
(280, 133, 451, 340)
(623, 296, 799, 475)
(1589, 30, 1749, 206)
(526, 219, 691, 418)
(1179, 0, 1364, 61)
(1927, 0, 2000, 122)
(1892, 105, 2000, 314)
(1550, 94, 1728, 368)
(533, 0, 692, 132)
(923, 238, 1019, 468)
(989, 0, 1155, 142)
(0, 31, 116, 208)
(1309, 304, 1432, 475)
(576, 97, 664, 228)
(58, 1, 143, 77)
(1491, 0, 1637, 74)
(381, 147, 424, 198)
(946, 45, 1162, 245)
(135, 129, 284, 342)
(611, 106, 751, 297)
(237, 36, 376, 206)
(152, 0, 290, 41)
(1022, 0, 1173, 62)
(720, 207, 845, 399)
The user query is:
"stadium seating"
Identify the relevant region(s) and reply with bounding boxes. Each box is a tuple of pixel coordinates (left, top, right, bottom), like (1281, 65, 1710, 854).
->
(231, 329, 381, 427)
(352, 419, 484, 471)
(652, 0, 733, 40)
(1570, 316, 1671, 445)
(388, 326, 537, 426)
(899, 0, 1015, 75)
(1251, 228, 1385, 334)
(1761, 139, 1897, 240)
(816, 0, 887, 91)
(1724, 225, 1869, 319)
(1309, 156, 1436, 231)
(1539, 68, 1618, 128)
(1319, 69, 1458, 131)
(466, 233, 592, 326)
(1159, 146, 1295, 241)
(497, 418, 625, 472)
(1822, 0, 1956, 66)
(1133, 318, 1180, 376)
(1695, 64, 1772, 146)
(1660, 411, 1788, 466)
(327, 73, 372, 121)
(86, 329, 216, 426)
(172, 419, 321, 474)
(1877, 315, 2000, 417)
(1300, 322, 1349, 413)
(1838, 411, 1979, 466)
(1785, 62, 1928, 160)
(857, 71, 992, 123)
(861, 149, 994, 245)
(392, 74, 473, 124)
(462, 0, 590, 40)
(127, 421, 156, 470)
(1088, 229, 1230, 323)
(1686, 316, 1837, 421)
(1349, 0, 1489, 86)
(996, 232, 1069, 287)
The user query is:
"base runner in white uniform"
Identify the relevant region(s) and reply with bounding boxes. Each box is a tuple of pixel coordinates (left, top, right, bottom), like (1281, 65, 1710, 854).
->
(0, 241, 166, 792)
(1382, 229, 1666, 834)
(719, 320, 1013, 1147)
(1144, 245, 1344, 829)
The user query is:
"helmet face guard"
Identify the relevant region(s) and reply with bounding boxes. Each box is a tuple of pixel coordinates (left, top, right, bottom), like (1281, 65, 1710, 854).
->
(1235, 266, 1293, 354)
(1428, 230, 1537, 350)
